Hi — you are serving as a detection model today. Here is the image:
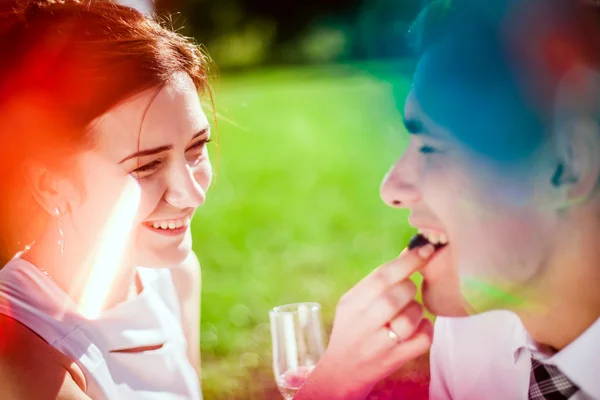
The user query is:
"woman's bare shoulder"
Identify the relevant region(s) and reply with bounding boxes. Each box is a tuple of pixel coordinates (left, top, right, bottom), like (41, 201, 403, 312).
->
(0, 313, 90, 400)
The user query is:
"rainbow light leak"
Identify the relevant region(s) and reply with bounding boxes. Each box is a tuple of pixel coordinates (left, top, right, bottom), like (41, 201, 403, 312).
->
(461, 275, 542, 314)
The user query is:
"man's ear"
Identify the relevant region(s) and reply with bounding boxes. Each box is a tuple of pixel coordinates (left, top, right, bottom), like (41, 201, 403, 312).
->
(549, 118, 600, 209)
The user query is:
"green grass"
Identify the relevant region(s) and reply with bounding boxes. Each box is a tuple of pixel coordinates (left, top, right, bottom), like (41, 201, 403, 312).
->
(191, 63, 420, 399)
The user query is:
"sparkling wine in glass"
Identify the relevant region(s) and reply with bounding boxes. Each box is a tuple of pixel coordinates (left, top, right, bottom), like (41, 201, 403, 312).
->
(270, 302, 326, 399)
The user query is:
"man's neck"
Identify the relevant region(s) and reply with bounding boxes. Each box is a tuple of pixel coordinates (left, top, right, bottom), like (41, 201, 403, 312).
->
(519, 299, 600, 352)
(517, 224, 600, 351)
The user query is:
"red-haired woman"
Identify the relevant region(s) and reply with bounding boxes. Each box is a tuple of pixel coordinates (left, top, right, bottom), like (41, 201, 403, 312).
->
(0, 1, 212, 398)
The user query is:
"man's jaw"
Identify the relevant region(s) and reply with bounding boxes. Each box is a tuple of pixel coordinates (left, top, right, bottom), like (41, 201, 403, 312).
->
(407, 231, 469, 316)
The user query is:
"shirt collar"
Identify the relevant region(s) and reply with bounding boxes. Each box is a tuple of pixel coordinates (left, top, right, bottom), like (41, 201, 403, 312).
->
(512, 316, 600, 399)
(550, 317, 600, 399)
(511, 315, 531, 363)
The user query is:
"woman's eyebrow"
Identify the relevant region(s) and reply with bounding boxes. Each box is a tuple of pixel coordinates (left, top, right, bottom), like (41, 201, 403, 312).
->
(119, 145, 172, 164)
(119, 127, 210, 164)
(189, 127, 210, 142)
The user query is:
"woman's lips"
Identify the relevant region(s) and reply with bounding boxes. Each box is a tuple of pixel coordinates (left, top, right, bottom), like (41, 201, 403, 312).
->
(144, 224, 188, 236)
(143, 214, 192, 237)
(145, 214, 192, 230)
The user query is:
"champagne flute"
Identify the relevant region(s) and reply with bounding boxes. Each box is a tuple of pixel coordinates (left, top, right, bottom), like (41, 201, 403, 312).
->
(270, 302, 326, 399)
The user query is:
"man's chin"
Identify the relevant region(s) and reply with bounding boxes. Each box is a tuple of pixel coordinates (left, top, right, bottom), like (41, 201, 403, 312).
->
(419, 247, 468, 316)
(422, 279, 470, 317)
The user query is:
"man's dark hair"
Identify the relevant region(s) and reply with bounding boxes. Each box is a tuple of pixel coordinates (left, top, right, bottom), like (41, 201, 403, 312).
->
(404, 0, 600, 162)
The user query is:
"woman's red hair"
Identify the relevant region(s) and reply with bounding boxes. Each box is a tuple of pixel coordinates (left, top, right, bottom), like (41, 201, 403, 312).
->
(0, 0, 214, 261)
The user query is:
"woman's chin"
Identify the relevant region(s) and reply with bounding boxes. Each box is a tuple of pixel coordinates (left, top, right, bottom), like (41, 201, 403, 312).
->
(135, 246, 190, 268)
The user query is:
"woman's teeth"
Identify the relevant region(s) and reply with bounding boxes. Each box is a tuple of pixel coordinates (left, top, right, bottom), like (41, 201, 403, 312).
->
(150, 216, 191, 230)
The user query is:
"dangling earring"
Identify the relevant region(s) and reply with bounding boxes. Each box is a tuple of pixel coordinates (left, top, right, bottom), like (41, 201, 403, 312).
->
(55, 206, 65, 255)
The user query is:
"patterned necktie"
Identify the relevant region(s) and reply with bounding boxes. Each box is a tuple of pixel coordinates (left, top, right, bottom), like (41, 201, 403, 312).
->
(528, 357, 580, 400)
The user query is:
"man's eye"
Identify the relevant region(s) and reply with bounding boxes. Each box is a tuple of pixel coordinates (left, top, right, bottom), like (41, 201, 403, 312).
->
(418, 145, 439, 154)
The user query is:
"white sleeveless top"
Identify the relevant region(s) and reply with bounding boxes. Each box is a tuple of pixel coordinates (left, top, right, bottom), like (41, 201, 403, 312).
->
(0, 258, 202, 400)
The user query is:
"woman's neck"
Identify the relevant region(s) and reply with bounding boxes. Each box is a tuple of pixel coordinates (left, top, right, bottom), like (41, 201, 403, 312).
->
(22, 231, 138, 317)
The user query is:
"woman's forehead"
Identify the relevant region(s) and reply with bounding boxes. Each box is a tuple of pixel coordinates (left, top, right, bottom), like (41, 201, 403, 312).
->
(89, 76, 207, 156)
(91, 72, 200, 133)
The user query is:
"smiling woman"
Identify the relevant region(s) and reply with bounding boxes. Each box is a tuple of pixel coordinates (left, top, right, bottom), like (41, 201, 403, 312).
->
(0, 0, 213, 399)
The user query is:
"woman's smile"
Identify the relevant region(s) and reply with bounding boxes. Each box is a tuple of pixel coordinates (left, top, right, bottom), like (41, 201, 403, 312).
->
(143, 212, 193, 237)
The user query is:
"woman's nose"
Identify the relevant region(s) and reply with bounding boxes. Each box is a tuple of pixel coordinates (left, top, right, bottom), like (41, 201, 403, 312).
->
(163, 163, 207, 209)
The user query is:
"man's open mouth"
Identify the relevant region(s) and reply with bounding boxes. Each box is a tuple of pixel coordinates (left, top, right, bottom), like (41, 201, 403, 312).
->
(408, 232, 449, 251)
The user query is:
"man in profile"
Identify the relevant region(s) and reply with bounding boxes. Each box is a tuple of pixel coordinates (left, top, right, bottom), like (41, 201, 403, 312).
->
(400, 0, 600, 398)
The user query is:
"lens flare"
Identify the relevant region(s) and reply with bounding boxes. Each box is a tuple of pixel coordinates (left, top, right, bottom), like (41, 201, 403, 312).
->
(76, 179, 141, 319)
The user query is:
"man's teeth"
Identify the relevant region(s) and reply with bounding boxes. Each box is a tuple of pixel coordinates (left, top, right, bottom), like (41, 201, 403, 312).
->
(420, 231, 448, 245)
(151, 216, 191, 230)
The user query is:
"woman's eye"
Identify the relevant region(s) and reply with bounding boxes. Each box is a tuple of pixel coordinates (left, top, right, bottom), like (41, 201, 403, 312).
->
(187, 138, 212, 153)
(186, 138, 212, 163)
(131, 160, 162, 177)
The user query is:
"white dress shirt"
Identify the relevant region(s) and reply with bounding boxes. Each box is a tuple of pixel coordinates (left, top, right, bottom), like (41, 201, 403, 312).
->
(430, 310, 600, 399)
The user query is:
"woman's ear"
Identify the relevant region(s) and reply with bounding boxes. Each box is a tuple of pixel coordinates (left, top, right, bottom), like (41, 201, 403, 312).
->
(21, 160, 73, 215)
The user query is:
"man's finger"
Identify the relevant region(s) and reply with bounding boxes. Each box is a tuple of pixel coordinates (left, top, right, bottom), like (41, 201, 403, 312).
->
(384, 318, 434, 371)
(362, 281, 418, 327)
(345, 244, 436, 308)
(389, 300, 424, 341)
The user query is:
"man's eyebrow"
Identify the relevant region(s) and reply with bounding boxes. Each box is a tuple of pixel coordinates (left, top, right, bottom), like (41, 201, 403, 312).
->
(403, 116, 426, 135)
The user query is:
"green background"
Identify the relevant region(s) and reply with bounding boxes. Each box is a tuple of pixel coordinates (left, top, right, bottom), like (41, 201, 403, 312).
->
(192, 63, 424, 399)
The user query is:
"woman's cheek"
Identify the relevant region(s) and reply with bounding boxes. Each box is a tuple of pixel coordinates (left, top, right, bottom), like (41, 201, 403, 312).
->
(194, 159, 213, 192)
(135, 181, 165, 221)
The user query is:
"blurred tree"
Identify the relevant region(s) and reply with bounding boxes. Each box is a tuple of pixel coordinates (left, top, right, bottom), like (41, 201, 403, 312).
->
(353, 0, 425, 59)
(154, 0, 424, 71)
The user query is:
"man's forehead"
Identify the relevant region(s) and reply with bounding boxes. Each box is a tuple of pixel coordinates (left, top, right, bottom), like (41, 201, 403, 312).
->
(403, 90, 452, 139)
(405, 0, 600, 160)
(409, 45, 548, 162)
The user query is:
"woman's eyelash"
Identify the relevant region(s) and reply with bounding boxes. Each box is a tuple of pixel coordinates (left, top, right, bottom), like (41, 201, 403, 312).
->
(133, 160, 162, 173)
(131, 139, 211, 176)
(188, 138, 212, 150)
